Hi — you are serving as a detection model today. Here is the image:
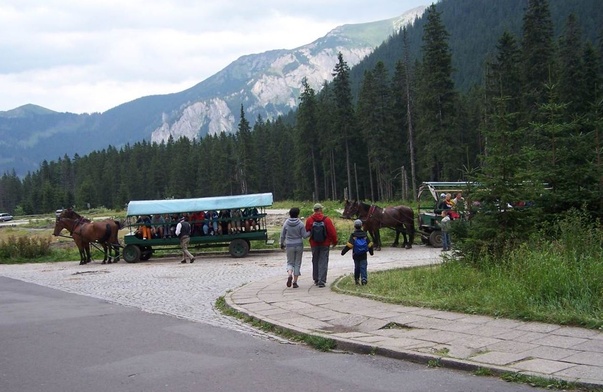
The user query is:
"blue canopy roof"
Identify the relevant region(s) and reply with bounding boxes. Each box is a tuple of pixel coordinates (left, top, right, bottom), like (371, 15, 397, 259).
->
(126, 193, 273, 217)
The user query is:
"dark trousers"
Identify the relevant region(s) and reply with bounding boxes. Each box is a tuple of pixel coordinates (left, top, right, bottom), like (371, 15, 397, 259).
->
(311, 246, 330, 284)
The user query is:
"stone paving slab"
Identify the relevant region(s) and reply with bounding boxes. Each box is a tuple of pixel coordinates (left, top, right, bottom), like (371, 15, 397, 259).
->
(225, 267, 603, 389)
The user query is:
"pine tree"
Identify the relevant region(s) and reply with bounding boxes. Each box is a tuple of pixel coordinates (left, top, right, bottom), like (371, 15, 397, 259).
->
(332, 52, 356, 200)
(236, 105, 252, 194)
(295, 78, 320, 200)
(415, 4, 458, 181)
(521, 0, 555, 122)
(486, 32, 522, 119)
(558, 14, 585, 118)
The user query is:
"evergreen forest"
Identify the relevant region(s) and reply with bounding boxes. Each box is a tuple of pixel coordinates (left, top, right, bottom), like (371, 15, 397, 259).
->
(1, 0, 602, 233)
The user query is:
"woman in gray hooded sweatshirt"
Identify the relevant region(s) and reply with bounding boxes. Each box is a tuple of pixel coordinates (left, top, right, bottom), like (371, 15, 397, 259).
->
(280, 207, 310, 288)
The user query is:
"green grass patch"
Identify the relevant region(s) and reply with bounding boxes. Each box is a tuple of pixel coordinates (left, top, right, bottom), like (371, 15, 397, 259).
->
(336, 212, 603, 329)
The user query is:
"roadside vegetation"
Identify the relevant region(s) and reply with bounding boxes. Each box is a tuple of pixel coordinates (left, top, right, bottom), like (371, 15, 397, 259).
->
(336, 209, 603, 329)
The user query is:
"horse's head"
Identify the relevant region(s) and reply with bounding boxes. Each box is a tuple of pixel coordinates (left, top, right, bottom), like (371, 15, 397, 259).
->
(53, 217, 76, 236)
(60, 208, 80, 220)
(342, 200, 359, 219)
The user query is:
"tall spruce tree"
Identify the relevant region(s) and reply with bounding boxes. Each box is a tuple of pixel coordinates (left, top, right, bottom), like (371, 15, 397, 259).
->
(332, 52, 356, 200)
(391, 61, 412, 199)
(357, 69, 377, 200)
(235, 105, 253, 194)
(486, 32, 522, 119)
(521, 0, 555, 122)
(558, 14, 585, 118)
(415, 4, 458, 181)
(295, 78, 320, 200)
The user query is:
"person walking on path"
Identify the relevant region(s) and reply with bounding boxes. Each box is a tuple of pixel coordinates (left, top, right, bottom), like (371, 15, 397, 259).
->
(305, 203, 338, 288)
(175, 216, 195, 263)
(439, 210, 452, 251)
(279, 207, 310, 288)
(341, 219, 374, 285)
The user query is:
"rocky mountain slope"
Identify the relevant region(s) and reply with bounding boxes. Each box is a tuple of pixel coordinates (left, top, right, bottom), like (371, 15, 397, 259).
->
(0, 6, 425, 177)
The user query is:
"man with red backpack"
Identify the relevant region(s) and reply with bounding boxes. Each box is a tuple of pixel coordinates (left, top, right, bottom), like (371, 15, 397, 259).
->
(305, 203, 338, 288)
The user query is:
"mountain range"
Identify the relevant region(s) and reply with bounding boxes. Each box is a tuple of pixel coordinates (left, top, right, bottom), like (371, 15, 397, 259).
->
(0, 6, 426, 177)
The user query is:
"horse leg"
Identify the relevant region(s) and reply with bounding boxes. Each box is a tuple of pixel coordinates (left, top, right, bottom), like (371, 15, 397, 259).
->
(392, 229, 400, 247)
(74, 238, 86, 265)
(373, 229, 382, 251)
(101, 242, 109, 264)
(401, 230, 409, 249)
(79, 248, 85, 265)
(112, 243, 120, 262)
(85, 243, 92, 264)
(406, 226, 414, 249)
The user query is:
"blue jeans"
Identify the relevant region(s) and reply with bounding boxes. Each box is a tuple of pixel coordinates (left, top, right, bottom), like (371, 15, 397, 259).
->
(354, 258, 368, 283)
(442, 231, 451, 250)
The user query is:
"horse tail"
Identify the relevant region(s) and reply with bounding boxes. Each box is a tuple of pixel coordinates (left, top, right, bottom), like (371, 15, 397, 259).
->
(100, 224, 112, 243)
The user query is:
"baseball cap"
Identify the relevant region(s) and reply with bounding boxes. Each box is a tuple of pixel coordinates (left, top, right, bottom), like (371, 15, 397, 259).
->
(353, 219, 362, 228)
(313, 203, 323, 210)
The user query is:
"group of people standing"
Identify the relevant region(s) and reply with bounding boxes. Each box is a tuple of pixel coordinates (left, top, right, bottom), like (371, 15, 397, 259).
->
(437, 191, 465, 251)
(279, 203, 374, 289)
(135, 207, 260, 240)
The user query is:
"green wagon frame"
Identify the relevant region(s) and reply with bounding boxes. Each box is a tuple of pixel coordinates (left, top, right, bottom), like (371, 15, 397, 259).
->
(122, 193, 273, 262)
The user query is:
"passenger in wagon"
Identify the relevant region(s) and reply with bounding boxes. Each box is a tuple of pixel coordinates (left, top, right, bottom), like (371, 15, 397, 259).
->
(243, 207, 259, 231)
(231, 208, 243, 233)
(218, 209, 231, 235)
(190, 211, 204, 236)
(151, 214, 165, 239)
(207, 210, 219, 235)
(136, 215, 152, 240)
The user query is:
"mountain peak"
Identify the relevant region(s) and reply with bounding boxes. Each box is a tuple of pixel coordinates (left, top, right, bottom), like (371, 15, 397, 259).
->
(0, 104, 57, 118)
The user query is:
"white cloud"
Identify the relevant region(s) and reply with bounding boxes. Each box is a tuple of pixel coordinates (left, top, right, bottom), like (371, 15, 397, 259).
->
(0, 0, 428, 113)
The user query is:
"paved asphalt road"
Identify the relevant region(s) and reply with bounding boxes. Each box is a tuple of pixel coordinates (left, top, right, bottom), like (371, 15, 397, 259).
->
(1, 259, 552, 391)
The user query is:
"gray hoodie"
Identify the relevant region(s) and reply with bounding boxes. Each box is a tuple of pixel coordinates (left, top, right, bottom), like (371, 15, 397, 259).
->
(280, 217, 310, 247)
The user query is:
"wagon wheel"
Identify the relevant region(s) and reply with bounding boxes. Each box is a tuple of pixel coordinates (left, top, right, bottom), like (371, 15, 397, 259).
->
(123, 244, 141, 263)
(429, 230, 443, 248)
(229, 239, 250, 258)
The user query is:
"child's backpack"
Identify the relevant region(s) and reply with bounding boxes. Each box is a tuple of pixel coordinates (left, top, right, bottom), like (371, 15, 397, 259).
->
(353, 236, 368, 255)
(311, 219, 327, 242)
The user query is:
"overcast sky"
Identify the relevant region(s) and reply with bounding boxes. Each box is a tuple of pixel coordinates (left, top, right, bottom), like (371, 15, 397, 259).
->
(0, 0, 429, 114)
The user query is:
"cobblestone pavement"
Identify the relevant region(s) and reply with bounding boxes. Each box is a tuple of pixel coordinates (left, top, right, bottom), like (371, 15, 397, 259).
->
(0, 245, 437, 338)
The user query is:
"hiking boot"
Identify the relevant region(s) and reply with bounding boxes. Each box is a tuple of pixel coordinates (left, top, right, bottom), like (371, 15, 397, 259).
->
(292, 282, 299, 288)
(286, 276, 292, 287)
(190, 258, 195, 263)
(180, 260, 186, 264)
(361, 280, 367, 285)
(355, 280, 360, 285)
(318, 283, 325, 288)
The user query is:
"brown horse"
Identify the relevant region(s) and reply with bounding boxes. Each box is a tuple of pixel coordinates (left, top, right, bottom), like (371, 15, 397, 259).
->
(343, 200, 415, 249)
(53, 210, 122, 264)
(342, 200, 383, 250)
(59, 209, 123, 263)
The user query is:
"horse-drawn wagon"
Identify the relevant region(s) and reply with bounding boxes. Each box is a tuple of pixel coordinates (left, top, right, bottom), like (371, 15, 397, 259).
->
(417, 182, 473, 247)
(122, 192, 273, 263)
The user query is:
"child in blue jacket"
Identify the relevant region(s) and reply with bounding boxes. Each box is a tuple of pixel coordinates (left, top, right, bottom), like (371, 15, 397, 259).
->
(341, 219, 374, 285)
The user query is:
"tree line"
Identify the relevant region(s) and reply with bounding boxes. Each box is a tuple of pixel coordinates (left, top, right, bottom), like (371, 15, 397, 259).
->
(0, 0, 601, 225)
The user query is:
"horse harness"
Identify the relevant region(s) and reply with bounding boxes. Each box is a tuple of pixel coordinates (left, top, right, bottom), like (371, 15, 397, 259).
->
(364, 203, 409, 226)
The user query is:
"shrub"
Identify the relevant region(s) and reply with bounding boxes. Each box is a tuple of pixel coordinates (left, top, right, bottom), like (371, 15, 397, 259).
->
(0, 235, 52, 262)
